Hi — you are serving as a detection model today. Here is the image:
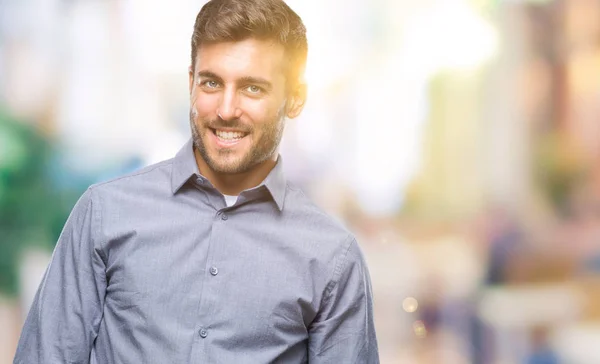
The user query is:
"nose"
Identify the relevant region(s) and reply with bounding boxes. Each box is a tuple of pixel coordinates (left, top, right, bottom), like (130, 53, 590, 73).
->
(217, 88, 242, 121)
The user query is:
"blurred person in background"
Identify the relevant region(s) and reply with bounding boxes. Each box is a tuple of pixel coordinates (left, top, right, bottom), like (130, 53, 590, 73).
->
(13, 0, 379, 363)
(526, 327, 559, 364)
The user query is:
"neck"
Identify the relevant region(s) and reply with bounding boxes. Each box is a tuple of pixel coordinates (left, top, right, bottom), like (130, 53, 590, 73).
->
(194, 148, 277, 196)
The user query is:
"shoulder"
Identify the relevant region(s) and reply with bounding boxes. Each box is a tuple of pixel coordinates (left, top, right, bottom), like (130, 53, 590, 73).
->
(282, 182, 360, 262)
(88, 158, 175, 196)
(78, 158, 177, 220)
(284, 182, 353, 238)
(90, 158, 174, 190)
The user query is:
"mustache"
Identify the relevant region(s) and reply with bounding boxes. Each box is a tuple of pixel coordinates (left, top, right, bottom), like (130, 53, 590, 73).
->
(189, 110, 252, 132)
(202, 118, 252, 133)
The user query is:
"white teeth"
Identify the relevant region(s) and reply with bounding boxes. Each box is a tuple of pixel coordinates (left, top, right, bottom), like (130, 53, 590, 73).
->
(215, 130, 245, 140)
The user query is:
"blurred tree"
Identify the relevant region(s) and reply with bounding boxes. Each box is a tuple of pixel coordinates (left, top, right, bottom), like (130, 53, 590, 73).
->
(0, 108, 69, 297)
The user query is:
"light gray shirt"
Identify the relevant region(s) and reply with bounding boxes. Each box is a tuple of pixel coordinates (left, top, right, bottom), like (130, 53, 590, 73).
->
(14, 139, 379, 364)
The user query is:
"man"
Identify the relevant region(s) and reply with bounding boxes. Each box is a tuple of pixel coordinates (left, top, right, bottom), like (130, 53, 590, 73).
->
(14, 0, 379, 362)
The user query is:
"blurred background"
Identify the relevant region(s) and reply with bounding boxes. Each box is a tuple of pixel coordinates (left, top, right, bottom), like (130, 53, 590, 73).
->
(1, 0, 600, 362)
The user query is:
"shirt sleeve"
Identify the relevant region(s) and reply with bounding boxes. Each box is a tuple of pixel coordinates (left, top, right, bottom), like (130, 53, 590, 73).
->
(308, 236, 380, 363)
(14, 188, 107, 364)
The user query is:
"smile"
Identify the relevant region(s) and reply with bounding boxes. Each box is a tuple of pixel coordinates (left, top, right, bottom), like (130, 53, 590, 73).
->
(210, 128, 249, 146)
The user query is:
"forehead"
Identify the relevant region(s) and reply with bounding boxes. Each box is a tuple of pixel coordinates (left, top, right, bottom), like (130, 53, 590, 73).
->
(194, 38, 286, 82)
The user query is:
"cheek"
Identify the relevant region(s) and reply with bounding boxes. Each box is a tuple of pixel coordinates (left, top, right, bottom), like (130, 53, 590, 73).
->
(191, 94, 218, 118)
(242, 100, 282, 125)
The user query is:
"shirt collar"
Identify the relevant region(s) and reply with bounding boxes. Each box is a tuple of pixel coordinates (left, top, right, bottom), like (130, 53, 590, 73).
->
(171, 138, 287, 211)
(260, 154, 286, 211)
(171, 138, 199, 194)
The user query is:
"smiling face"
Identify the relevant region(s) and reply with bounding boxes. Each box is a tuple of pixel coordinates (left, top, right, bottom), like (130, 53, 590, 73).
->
(189, 38, 304, 175)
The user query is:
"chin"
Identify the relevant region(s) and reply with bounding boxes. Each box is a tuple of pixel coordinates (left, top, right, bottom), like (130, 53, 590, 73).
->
(207, 154, 251, 174)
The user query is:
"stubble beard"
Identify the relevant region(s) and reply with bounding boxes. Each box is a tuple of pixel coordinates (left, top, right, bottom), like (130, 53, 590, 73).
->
(189, 110, 285, 175)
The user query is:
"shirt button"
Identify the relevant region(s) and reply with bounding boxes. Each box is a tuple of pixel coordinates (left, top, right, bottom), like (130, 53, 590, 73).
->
(199, 328, 208, 338)
(210, 266, 219, 276)
(221, 213, 228, 221)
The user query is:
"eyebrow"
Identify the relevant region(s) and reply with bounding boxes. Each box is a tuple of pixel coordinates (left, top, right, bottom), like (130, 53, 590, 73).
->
(196, 71, 224, 83)
(238, 76, 273, 91)
(196, 71, 273, 91)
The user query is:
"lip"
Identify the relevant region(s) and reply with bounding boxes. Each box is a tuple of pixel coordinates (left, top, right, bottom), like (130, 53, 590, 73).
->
(213, 127, 247, 133)
(209, 128, 248, 149)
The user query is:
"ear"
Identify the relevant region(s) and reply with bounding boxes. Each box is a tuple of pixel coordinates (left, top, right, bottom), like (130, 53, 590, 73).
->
(286, 83, 307, 119)
(188, 66, 194, 95)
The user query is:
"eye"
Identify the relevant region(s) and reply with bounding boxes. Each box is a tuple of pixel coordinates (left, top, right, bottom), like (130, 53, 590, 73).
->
(197, 79, 220, 89)
(246, 85, 263, 94)
(203, 80, 219, 88)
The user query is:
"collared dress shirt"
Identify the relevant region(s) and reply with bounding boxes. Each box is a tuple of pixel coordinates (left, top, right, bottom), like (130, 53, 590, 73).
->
(14, 139, 379, 363)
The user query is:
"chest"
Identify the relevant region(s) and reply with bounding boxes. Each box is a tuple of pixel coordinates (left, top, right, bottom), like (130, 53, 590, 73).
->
(102, 215, 321, 341)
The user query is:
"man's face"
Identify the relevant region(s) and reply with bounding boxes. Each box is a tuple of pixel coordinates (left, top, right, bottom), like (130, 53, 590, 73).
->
(189, 38, 302, 174)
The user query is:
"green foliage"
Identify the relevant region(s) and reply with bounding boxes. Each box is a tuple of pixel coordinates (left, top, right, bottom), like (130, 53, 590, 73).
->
(0, 109, 69, 296)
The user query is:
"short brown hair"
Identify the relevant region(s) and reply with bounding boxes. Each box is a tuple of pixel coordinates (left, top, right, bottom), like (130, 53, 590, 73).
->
(191, 0, 307, 87)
